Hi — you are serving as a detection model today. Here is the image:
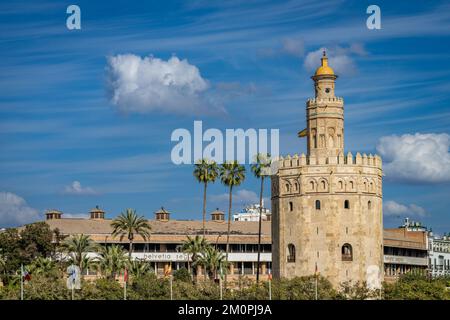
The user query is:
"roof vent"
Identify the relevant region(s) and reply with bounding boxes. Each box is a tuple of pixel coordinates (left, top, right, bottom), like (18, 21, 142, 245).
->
(45, 209, 62, 220)
(90, 205, 105, 219)
(155, 207, 170, 221)
(211, 208, 225, 222)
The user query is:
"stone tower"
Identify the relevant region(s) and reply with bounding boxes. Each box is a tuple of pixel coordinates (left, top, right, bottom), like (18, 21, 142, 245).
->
(271, 51, 383, 289)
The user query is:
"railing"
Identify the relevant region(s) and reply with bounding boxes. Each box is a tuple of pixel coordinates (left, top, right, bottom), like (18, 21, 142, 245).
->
(342, 255, 353, 262)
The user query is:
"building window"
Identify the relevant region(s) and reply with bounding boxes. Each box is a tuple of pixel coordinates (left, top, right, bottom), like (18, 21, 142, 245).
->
(342, 243, 353, 261)
(368, 201, 372, 210)
(294, 182, 298, 191)
(344, 200, 350, 209)
(315, 200, 321, 210)
(286, 184, 290, 193)
(287, 244, 296, 263)
(289, 201, 293, 212)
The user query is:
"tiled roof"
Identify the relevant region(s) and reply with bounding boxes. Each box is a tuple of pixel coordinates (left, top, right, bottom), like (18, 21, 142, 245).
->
(44, 218, 271, 244)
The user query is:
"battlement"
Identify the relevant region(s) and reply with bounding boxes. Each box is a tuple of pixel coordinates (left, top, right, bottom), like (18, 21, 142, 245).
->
(276, 152, 382, 169)
(307, 97, 343, 105)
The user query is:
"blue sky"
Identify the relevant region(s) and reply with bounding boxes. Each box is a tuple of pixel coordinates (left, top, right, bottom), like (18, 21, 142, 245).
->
(1, 0, 450, 233)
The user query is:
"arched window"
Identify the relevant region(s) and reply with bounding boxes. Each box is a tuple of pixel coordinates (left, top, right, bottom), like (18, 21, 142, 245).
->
(344, 200, 350, 209)
(287, 244, 296, 263)
(289, 201, 293, 212)
(286, 184, 290, 193)
(368, 201, 372, 210)
(315, 200, 321, 210)
(349, 181, 354, 189)
(294, 182, 298, 191)
(338, 180, 343, 190)
(309, 181, 315, 191)
(320, 180, 326, 190)
(342, 244, 353, 261)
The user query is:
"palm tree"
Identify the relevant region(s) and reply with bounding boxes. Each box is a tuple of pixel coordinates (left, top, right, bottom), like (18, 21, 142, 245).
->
(95, 244, 128, 280)
(196, 245, 226, 280)
(111, 209, 152, 260)
(182, 235, 208, 281)
(127, 259, 152, 280)
(63, 234, 97, 274)
(251, 153, 271, 283)
(219, 160, 246, 288)
(193, 159, 218, 237)
(28, 257, 56, 275)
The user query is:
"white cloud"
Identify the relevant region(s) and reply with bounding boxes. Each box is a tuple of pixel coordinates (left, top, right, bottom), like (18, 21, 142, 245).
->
(377, 133, 450, 183)
(106, 54, 224, 115)
(281, 37, 304, 57)
(64, 181, 97, 195)
(304, 44, 367, 76)
(383, 200, 427, 217)
(0, 192, 40, 227)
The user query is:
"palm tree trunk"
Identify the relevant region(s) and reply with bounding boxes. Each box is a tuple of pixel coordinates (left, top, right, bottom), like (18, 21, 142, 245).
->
(224, 184, 233, 290)
(202, 182, 207, 237)
(256, 176, 264, 284)
(129, 240, 133, 261)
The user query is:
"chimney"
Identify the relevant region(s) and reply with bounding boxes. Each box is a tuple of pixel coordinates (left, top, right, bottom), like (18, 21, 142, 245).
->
(155, 207, 170, 221)
(90, 205, 105, 219)
(45, 209, 62, 220)
(211, 208, 225, 222)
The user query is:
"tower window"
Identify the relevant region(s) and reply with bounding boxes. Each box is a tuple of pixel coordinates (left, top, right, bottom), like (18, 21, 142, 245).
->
(325, 88, 330, 93)
(287, 244, 296, 263)
(286, 184, 290, 192)
(368, 201, 372, 210)
(289, 201, 293, 212)
(342, 244, 353, 261)
(344, 200, 350, 209)
(315, 200, 321, 210)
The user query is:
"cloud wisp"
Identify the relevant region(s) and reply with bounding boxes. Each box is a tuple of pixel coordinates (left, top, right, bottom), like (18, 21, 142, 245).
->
(383, 200, 427, 218)
(64, 181, 97, 195)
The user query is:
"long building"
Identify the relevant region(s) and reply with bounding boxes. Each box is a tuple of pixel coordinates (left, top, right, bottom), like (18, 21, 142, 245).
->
(45, 207, 272, 279)
(38, 207, 440, 283)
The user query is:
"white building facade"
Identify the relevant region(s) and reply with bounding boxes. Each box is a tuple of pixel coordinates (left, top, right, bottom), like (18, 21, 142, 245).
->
(428, 233, 450, 278)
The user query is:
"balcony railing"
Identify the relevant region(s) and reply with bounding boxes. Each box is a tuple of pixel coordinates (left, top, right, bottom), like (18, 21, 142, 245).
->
(342, 255, 353, 261)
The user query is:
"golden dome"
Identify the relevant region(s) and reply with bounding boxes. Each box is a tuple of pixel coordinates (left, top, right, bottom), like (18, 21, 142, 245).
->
(314, 50, 335, 76)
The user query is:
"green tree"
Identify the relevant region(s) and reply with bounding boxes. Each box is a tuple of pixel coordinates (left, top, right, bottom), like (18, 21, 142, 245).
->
(127, 259, 152, 280)
(62, 234, 96, 274)
(193, 159, 218, 237)
(196, 245, 226, 280)
(111, 209, 151, 260)
(19, 222, 54, 260)
(80, 278, 123, 300)
(28, 257, 57, 277)
(383, 274, 450, 300)
(182, 235, 208, 281)
(250, 153, 271, 283)
(95, 244, 128, 280)
(219, 160, 246, 288)
(173, 267, 191, 283)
